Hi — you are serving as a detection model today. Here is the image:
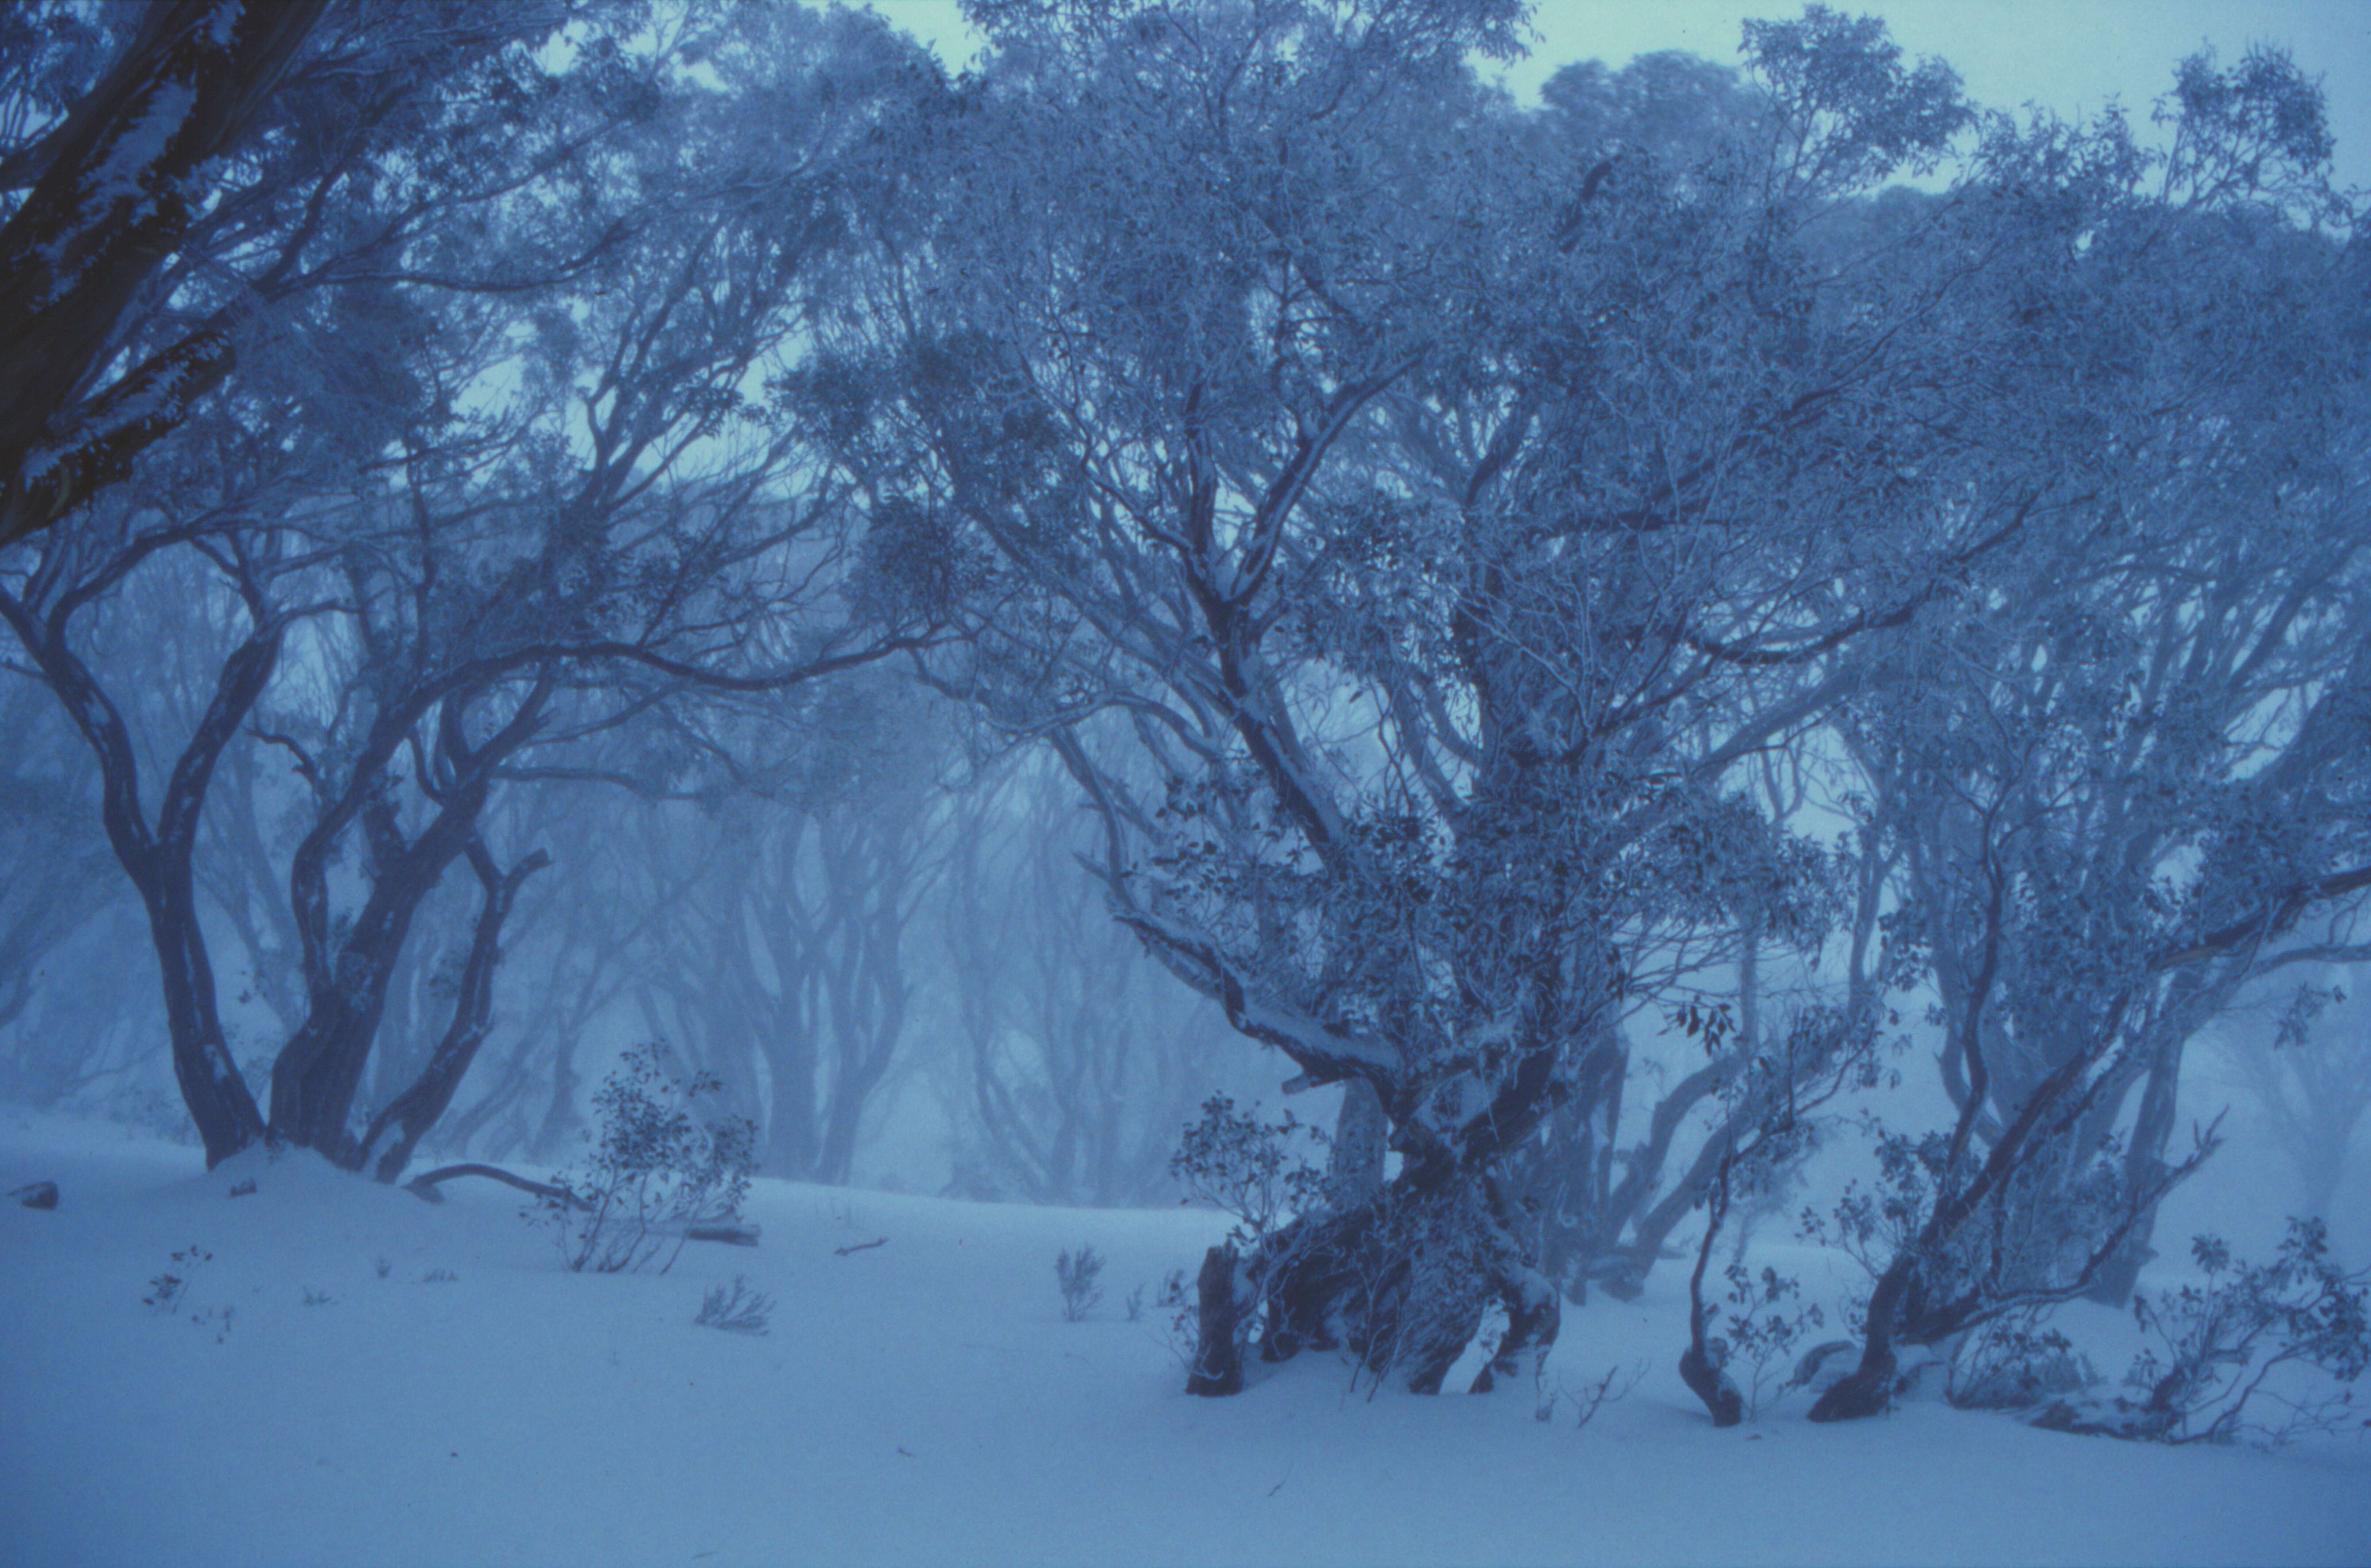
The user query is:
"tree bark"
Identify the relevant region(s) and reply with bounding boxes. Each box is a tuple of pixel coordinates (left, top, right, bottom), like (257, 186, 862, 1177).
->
(1679, 1149, 1745, 1426)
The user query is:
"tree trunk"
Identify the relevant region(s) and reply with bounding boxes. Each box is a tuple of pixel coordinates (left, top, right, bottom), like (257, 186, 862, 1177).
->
(0, 585, 280, 1166)
(1679, 1149, 1744, 1426)
(1196, 1147, 1560, 1398)
(1806, 1257, 1906, 1422)
(1329, 1078, 1386, 1207)
(360, 843, 550, 1181)
(1185, 1244, 1244, 1396)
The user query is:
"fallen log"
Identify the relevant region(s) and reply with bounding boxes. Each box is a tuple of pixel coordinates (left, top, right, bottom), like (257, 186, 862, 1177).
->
(401, 1163, 758, 1246)
(403, 1162, 581, 1207)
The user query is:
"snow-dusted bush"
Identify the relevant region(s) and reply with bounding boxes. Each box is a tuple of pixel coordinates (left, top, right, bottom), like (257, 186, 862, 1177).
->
(2037, 1221, 2369, 1444)
(694, 1276, 773, 1336)
(1055, 1245, 1105, 1321)
(1167, 1095, 1328, 1242)
(1946, 1310, 2096, 1412)
(541, 1043, 755, 1275)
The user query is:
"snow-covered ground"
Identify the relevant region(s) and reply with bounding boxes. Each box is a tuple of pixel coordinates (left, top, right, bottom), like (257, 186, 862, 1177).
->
(2, 1110, 2366, 1568)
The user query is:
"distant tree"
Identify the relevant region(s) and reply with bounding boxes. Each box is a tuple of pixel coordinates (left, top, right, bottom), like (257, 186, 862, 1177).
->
(0, 4, 944, 1170)
(621, 673, 951, 1185)
(937, 749, 1260, 1207)
(0, 681, 114, 1036)
(2226, 973, 2371, 1225)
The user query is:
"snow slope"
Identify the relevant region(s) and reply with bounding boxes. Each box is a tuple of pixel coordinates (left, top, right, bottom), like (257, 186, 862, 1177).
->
(2, 1111, 2365, 1568)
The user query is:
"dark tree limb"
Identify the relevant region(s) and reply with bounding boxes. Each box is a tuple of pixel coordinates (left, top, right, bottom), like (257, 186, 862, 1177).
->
(1678, 1147, 1745, 1427)
(0, 0, 327, 549)
(362, 840, 553, 1182)
(403, 1161, 581, 1207)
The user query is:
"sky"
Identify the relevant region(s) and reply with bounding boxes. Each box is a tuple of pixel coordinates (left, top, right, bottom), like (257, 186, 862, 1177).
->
(867, 0, 2371, 194)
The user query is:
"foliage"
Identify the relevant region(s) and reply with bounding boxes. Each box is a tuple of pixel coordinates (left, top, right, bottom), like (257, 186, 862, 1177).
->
(1708, 1262, 1828, 1421)
(2039, 1221, 2370, 1445)
(1946, 1309, 2095, 1412)
(1055, 1244, 1106, 1322)
(694, 1276, 774, 1336)
(1168, 1096, 1329, 1243)
(541, 1043, 756, 1276)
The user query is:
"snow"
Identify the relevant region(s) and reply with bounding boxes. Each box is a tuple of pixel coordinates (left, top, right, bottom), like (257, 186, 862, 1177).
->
(1, 1109, 2365, 1568)
(84, 83, 195, 213)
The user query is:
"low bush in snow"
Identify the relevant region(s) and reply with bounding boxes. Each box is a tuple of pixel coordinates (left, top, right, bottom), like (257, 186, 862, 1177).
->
(1707, 1262, 1828, 1421)
(1055, 1244, 1105, 1321)
(539, 1042, 756, 1275)
(695, 1275, 773, 1335)
(1534, 1360, 1646, 1430)
(142, 1243, 210, 1312)
(2036, 1220, 2370, 1444)
(1946, 1310, 2097, 1412)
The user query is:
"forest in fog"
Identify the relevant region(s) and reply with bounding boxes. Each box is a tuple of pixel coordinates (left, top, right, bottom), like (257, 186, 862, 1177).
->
(2, 0, 2368, 1463)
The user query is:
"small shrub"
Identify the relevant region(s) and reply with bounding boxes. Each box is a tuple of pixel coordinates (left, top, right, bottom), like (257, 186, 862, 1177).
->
(1536, 1360, 1647, 1430)
(421, 1268, 458, 1284)
(694, 1275, 773, 1336)
(1150, 1267, 1197, 1366)
(374, 1255, 393, 1280)
(1169, 1095, 1328, 1242)
(1057, 1244, 1106, 1321)
(1713, 1262, 1826, 1420)
(1124, 1283, 1147, 1323)
(301, 1287, 334, 1307)
(143, 1244, 211, 1312)
(2038, 1220, 2370, 1444)
(540, 1041, 757, 1275)
(1948, 1309, 2095, 1411)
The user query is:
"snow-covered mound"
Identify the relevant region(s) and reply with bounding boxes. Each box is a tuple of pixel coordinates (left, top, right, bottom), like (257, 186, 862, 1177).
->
(1, 1111, 2364, 1567)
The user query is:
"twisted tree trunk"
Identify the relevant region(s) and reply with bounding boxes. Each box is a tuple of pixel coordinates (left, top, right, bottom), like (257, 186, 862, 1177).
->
(1188, 1140, 1561, 1398)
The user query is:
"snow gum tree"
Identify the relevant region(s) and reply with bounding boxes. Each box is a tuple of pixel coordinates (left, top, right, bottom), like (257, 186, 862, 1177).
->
(1805, 45, 2371, 1422)
(813, 0, 2074, 1394)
